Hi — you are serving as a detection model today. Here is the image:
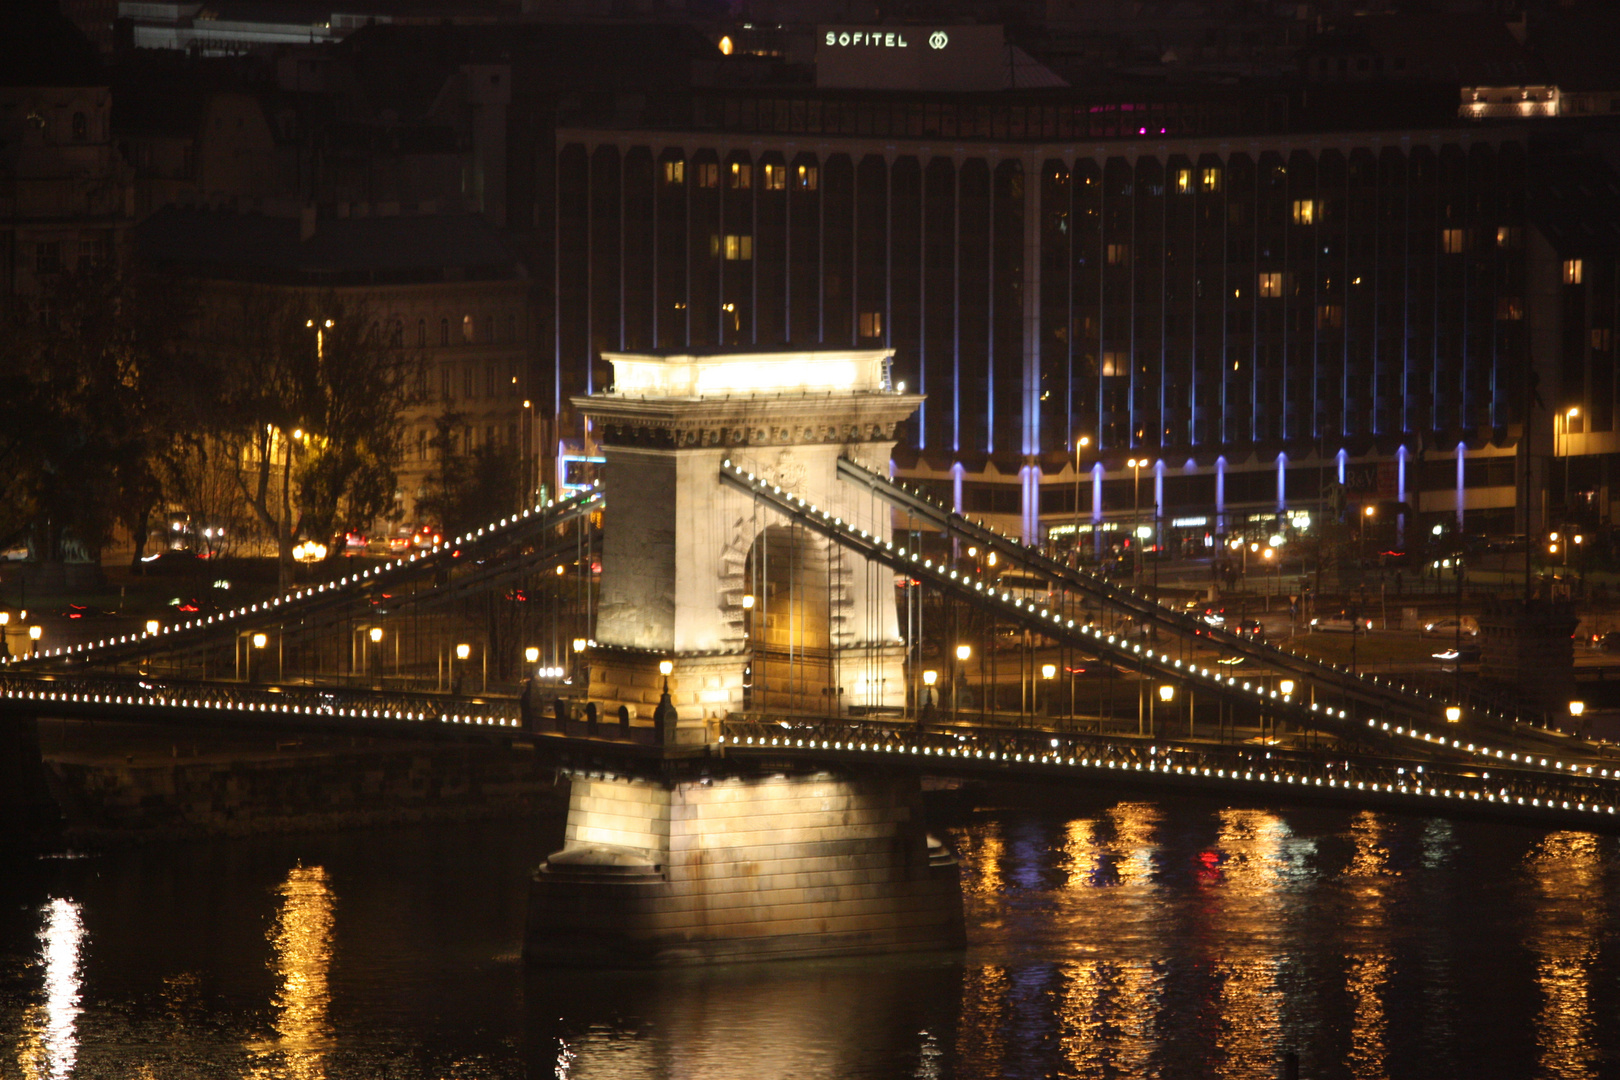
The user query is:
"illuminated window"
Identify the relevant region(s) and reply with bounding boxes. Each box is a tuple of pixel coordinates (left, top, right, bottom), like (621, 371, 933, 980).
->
(1496, 296, 1524, 320)
(1258, 272, 1283, 297)
(662, 160, 685, 184)
(1496, 226, 1522, 248)
(696, 162, 719, 188)
(1291, 199, 1314, 225)
(1200, 166, 1221, 192)
(797, 164, 819, 190)
(1175, 168, 1191, 193)
(1442, 228, 1465, 254)
(462, 314, 475, 343)
(1316, 305, 1343, 330)
(1106, 243, 1130, 266)
(1564, 259, 1583, 285)
(1101, 351, 1127, 377)
(1593, 327, 1612, 351)
(723, 234, 753, 260)
(728, 161, 752, 189)
(858, 311, 883, 338)
(762, 163, 785, 190)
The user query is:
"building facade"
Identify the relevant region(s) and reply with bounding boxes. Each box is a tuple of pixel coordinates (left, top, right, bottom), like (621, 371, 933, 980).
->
(551, 114, 1541, 549)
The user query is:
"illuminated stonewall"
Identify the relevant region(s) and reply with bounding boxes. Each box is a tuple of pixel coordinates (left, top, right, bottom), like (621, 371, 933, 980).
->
(528, 349, 962, 966)
(576, 348, 923, 741)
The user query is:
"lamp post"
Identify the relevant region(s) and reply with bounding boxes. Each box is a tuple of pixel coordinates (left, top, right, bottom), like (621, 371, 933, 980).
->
(250, 632, 267, 683)
(368, 626, 383, 686)
(1153, 683, 1174, 737)
(1127, 458, 1145, 584)
(1446, 705, 1462, 723)
(921, 668, 938, 726)
(954, 644, 971, 726)
(453, 642, 470, 695)
(1559, 406, 1579, 519)
(1041, 663, 1057, 719)
(28, 624, 41, 657)
(1072, 436, 1091, 563)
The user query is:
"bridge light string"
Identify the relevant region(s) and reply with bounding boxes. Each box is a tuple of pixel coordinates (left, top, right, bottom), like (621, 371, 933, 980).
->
(828, 458, 1530, 732)
(5, 487, 605, 670)
(723, 461, 1586, 780)
(713, 721, 1620, 821)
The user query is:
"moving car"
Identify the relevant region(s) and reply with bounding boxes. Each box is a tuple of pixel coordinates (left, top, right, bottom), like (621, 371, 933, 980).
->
(1310, 612, 1372, 633)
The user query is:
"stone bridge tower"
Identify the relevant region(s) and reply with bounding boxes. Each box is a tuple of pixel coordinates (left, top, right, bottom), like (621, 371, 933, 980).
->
(576, 348, 922, 740)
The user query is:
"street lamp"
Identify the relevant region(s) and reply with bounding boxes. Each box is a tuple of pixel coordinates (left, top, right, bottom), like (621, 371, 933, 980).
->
(1446, 705, 1462, 723)
(1279, 679, 1295, 699)
(28, 624, 41, 656)
(922, 668, 938, 717)
(1072, 436, 1091, 561)
(1559, 406, 1579, 517)
(953, 644, 971, 725)
(525, 646, 540, 665)
(1126, 458, 1146, 582)
(1152, 683, 1175, 737)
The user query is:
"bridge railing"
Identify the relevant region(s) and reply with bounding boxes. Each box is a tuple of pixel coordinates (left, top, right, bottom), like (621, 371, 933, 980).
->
(717, 714, 1620, 819)
(0, 672, 524, 730)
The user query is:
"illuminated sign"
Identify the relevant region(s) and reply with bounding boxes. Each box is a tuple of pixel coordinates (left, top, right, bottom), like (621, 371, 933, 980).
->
(824, 29, 914, 48)
(816, 24, 1004, 92)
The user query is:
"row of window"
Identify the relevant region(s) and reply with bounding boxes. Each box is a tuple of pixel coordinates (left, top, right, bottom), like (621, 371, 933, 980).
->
(437, 360, 524, 402)
(32, 235, 111, 275)
(662, 159, 819, 190)
(409, 421, 521, 460)
(405, 313, 521, 348)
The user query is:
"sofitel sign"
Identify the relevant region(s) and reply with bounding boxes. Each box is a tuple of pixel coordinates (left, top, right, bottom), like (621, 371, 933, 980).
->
(816, 24, 1003, 92)
(823, 29, 949, 50)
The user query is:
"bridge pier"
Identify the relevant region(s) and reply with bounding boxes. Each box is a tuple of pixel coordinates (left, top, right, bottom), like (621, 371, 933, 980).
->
(0, 715, 61, 847)
(524, 770, 964, 966)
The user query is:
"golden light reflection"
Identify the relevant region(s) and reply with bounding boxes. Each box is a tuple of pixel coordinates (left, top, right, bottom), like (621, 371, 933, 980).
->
(247, 864, 335, 1080)
(16, 898, 84, 1080)
(1055, 959, 1162, 1074)
(1208, 810, 1291, 1079)
(1344, 813, 1392, 1079)
(955, 965, 1011, 1066)
(1060, 817, 1100, 888)
(1214, 809, 1292, 893)
(1526, 831, 1602, 1079)
(1105, 802, 1160, 887)
(958, 824, 1005, 897)
(1213, 958, 1284, 1079)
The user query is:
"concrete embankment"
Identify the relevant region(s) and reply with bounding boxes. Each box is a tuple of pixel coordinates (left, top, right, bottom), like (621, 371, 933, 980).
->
(17, 718, 566, 847)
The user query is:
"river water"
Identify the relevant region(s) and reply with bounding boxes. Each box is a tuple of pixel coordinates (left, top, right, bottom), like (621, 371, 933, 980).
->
(3, 790, 1618, 1079)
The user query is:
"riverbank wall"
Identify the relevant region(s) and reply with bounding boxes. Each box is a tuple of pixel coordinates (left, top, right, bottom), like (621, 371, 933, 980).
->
(17, 719, 565, 846)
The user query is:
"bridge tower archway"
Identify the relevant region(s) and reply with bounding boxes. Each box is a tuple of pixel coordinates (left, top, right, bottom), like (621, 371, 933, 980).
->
(743, 523, 832, 713)
(577, 348, 923, 741)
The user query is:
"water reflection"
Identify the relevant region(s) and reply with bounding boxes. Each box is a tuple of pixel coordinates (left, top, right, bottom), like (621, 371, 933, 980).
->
(525, 954, 963, 1080)
(248, 864, 335, 1080)
(1526, 831, 1603, 1079)
(1344, 812, 1394, 1079)
(1054, 959, 1162, 1075)
(15, 898, 84, 1080)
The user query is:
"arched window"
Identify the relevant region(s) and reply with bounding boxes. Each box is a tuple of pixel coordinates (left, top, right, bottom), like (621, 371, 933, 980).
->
(439, 318, 449, 346)
(416, 318, 426, 347)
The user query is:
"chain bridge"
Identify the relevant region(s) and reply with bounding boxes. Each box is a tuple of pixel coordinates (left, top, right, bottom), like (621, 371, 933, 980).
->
(3, 347, 1618, 964)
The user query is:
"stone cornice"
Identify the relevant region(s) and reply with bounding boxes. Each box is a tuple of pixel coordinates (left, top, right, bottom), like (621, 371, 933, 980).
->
(575, 391, 924, 450)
